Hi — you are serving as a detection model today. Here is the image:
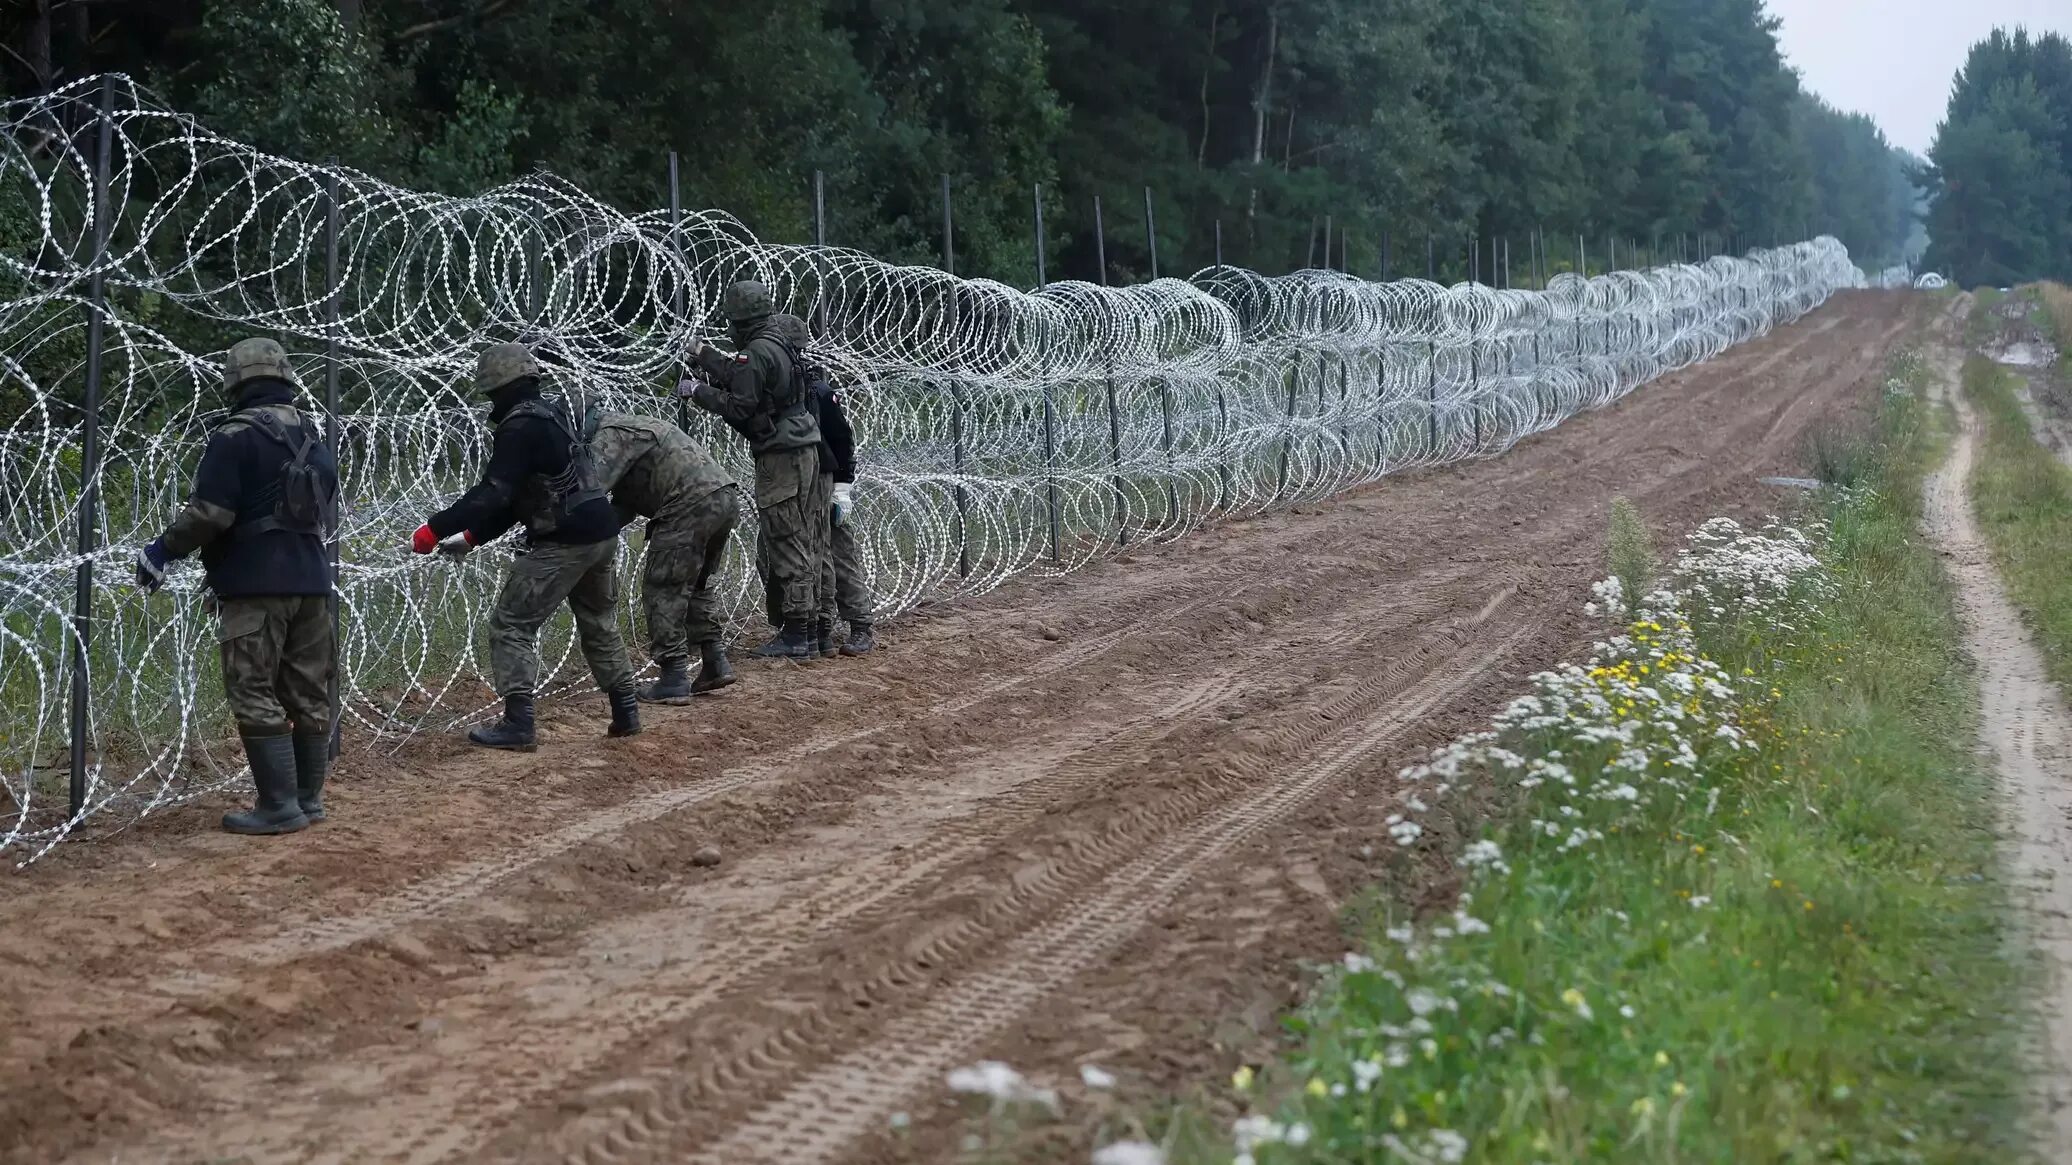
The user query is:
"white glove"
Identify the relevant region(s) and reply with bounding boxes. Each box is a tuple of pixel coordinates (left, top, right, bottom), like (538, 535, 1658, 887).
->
(438, 533, 475, 561)
(831, 482, 856, 526)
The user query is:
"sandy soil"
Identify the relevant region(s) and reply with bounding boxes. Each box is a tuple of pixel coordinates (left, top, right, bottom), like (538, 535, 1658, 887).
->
(1928, 301, 2072, 1160)
(0, 290, 1916, 1165)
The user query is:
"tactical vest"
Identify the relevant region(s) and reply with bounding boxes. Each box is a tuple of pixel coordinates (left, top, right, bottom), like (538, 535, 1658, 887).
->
(226, 405, 338, 539)
(503, 394, 609, 537)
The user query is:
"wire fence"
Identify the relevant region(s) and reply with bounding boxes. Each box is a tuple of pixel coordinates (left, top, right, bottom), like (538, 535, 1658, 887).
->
(0, 75, 1868, 863)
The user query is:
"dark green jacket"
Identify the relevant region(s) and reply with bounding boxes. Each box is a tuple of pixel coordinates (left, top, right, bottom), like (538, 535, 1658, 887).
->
(689, 313, 822, 457)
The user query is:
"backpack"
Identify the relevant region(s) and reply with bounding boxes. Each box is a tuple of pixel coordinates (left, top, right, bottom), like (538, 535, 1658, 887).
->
(504, 393, 609, 532)
(235, 409, 337, 539)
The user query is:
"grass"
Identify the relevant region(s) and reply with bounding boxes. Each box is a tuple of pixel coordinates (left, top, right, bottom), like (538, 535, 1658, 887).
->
(1124, 347, 2033, 1163)
(1963, 352, 2072, 694)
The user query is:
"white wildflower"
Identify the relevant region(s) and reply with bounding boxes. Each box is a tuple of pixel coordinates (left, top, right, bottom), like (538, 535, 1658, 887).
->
(1079, 1064, 1117, 1090)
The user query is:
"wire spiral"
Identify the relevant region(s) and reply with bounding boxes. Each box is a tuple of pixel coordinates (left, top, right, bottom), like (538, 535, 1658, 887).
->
(0, 75, 1866, 862)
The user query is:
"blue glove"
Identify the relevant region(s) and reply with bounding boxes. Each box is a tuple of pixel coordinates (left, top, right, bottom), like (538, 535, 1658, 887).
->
(134, 537, 171, 593)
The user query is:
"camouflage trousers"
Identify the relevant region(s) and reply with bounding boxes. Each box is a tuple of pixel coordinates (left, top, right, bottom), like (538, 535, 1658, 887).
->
(752, 446, 830, 625)
(763, 475, 877, 629)
(820, 478, 875, 627)
(216, 594, 334, 737)
(488, 537, 635, 699)
(642, 487, 740, 665)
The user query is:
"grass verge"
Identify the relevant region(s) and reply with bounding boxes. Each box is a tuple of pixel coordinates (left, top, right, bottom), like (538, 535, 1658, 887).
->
(1137, 349, 2031, 1163)
(1963, 354, 2072, 693)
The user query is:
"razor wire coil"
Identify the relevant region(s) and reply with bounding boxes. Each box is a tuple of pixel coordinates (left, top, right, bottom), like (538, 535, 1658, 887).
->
(0, 75, 1867, 862)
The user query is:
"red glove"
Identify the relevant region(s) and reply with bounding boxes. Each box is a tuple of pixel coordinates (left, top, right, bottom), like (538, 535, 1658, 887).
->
(411, 524, 439, 555)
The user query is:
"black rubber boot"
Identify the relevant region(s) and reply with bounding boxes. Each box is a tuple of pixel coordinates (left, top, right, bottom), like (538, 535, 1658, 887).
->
(223, 733, 310, 836)
(814, 619, 837, 659)
(638, 658, 693, 704)
(691, 641, 736, 694)
(292, 733, 329, 824)
(468, 693, 537, 751)
(750, 621, 814, 661)
(607, 689, 642, 738)
(840, 623, 876, 657)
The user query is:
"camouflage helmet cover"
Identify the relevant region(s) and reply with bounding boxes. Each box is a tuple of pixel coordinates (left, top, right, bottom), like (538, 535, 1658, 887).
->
(474, 342, 542, 395)
(221, 337, 299, 393)
(722, 280, 775, 323)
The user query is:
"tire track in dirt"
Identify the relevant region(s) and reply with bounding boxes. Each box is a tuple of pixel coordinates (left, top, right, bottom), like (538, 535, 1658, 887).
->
(676, 621, 1535, 1165)
(158, 560, 1509, 1165)
(133, 551, 1508, 1160)
(543, 598, 1531, 1165)
(176, 567, 1259, 980)
(1926, 306, 2072, 1160)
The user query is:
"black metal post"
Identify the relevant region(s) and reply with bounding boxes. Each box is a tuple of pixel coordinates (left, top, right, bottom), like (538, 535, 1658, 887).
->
(1106, 367, 1126, 545)
(1094, 195, 1108, 285)
(1035, 183, 1060, 563)
(323, 160, 343, 759)
(1215, 218, 1224, 267)
(1322, 214, 1332, 271)
(68, 75, 113, 819)
(1381, 231, 1391, 281)
(1143, 186, 1159, 280)
(942, 174, 969, 578)
(670, 154, 691, 431)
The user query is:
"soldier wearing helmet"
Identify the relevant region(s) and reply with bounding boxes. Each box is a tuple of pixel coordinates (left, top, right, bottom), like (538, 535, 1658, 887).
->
(411, 341, 638, 749)
(680, 280, 830, 660)
(135, 337, 340, 836)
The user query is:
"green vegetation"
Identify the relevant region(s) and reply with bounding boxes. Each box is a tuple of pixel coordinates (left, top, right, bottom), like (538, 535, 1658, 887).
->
(1147, 350, 2030, 1162)
(1604, 495, 1655, 617)
(1964, 353, 2072, 693)
(3, 0, 1918, 287)
(1925, 29, 2072, 287)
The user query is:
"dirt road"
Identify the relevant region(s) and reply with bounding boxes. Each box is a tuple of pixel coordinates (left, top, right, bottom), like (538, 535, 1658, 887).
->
(0, 291, 1916, 1165)
(1929, 304, 2072, 1160)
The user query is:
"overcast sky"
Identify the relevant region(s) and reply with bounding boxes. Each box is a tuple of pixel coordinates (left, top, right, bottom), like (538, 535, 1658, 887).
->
(1765, 0, 2072, 157)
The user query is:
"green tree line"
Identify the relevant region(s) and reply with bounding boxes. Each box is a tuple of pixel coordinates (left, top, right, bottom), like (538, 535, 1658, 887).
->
(1924, 28, 2072, 287)
(6, 0, 1919, 288)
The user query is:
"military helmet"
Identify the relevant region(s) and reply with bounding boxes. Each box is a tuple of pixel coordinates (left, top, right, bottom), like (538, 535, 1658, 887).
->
(221, 337, 299, 394)
(474, 342, 541, 396)
(722, 280, 775, 323)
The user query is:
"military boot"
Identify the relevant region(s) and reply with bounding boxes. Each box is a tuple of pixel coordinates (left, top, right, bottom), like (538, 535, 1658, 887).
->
(468, 693, 537, 751)
(292, 733, 329, 824)
(223, 733, 310, 836)
(840, 622, 876, 657)
(750, 621, 813, 661)
(607, 689, 642, 738)
(638, 658, 694, 704)
(692, 640, 736, 694)
(814, 619, 838, 659)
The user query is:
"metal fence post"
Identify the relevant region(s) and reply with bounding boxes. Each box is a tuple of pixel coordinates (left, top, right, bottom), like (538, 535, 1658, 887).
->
(942, 174, 969, 579)
(1215, 218, 1224, 267)
(1093, 195, 1107, 285)
(69, 74, 114, 819)
(1381, 231, 1391, 281)
(1035, 183, 1060, 563)
(669, 154, 690, 432)
(323, 159, 343, 760)
(1143, 186, 1159, 280)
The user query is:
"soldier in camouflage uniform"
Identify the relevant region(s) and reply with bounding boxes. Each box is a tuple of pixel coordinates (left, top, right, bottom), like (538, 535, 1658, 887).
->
(135, 338, 340, 836)
(681, 281, 830, 661)
(413, 343, 638, 750)
(588, 412, 742, 701)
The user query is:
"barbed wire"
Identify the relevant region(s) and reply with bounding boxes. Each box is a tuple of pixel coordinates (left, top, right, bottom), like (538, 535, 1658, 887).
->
(0, 75, 1866, 862)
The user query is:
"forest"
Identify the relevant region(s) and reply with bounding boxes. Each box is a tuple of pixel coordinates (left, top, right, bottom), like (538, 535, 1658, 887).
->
(1924, 28, 2072, 288)
(5, 0, 1921, 286)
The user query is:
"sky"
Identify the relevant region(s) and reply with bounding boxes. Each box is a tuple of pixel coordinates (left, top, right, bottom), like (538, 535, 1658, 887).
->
(1766, 0, 2072, 157)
